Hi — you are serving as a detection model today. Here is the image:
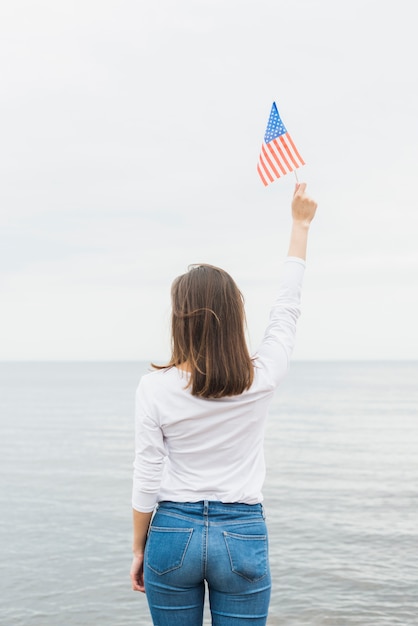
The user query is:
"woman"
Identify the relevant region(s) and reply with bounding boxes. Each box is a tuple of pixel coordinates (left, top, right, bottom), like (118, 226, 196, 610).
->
(130, 183, 317, 625)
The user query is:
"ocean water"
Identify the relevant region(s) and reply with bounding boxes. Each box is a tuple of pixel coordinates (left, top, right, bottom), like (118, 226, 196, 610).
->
(0, 361, 417, 626)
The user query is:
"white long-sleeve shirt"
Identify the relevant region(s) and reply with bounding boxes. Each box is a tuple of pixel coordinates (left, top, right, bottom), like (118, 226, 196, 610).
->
(132, 257, 305, 512)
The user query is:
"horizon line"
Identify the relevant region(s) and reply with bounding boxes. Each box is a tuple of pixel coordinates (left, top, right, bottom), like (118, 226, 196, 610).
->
(1, 358, 417, 364)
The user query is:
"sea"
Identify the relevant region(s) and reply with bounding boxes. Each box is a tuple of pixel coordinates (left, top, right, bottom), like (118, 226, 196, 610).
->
(0, 361, 417, 626)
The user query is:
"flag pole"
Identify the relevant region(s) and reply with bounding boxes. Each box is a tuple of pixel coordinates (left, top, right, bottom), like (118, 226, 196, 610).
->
(294, 169, 299, 183)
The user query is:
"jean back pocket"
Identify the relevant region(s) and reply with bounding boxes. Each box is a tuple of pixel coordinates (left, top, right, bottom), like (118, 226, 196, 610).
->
(146, 527, 193, 575)
(223, 530, 268, 582)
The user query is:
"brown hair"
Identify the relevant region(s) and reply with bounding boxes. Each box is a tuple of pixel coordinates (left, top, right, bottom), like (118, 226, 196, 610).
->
(152, 264, 254, 398)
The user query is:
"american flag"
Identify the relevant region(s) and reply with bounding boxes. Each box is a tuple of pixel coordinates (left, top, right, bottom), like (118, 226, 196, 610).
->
(257, 102, 305, 186)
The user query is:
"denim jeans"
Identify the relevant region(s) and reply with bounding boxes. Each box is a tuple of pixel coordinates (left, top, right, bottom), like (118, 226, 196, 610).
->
(144, 500, 271, 625)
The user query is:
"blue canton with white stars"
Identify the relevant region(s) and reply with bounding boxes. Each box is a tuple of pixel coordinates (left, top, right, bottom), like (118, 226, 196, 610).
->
(264, 102, 287, 143)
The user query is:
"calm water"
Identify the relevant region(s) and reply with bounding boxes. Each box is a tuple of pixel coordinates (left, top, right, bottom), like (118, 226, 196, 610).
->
(0, 361, 417, 626)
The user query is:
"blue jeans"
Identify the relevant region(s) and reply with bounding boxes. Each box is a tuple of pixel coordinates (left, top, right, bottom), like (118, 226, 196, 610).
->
(144, 500, 271, 625)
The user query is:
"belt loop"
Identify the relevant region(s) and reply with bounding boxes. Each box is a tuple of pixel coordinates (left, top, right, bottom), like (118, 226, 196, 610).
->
(203, 500, 209, 516)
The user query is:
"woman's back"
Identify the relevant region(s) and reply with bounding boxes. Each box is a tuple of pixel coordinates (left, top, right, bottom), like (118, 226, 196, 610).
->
(132, 257, 306, 512)
(135, 366, 273, 507)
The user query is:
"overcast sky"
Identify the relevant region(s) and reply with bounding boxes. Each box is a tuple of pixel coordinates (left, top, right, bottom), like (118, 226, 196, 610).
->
(1, 0, 417, 361)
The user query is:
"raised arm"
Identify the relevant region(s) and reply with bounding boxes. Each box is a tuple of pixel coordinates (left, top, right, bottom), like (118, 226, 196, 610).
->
(255, 182, 318, 385)
(287, 182, 317, 260)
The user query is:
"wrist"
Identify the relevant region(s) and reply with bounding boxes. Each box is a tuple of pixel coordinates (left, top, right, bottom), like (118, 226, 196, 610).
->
(292, 219, 311, 230)
(133, 552, 144, 559)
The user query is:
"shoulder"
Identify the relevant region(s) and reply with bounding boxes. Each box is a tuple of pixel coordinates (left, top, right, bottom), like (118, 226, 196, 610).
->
(136, 367, 184, 396)
(135, 367, 191, 420)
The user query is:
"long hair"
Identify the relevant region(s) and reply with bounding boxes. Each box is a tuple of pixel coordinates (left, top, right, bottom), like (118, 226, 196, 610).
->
(153, 264, 254, 398)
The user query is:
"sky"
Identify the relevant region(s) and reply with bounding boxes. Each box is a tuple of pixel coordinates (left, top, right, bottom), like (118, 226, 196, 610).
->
(1, 0, 417, 361)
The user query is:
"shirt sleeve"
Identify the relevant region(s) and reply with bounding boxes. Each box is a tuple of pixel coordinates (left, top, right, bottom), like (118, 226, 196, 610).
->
(254, 256, 306, 388)
(132, 377, 166, 512)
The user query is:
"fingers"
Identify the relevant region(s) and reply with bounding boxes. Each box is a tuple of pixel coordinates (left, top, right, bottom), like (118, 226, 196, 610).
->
(294, 182, 307, 196)
(293, 182, 316, 207)
(131, 573, 145, 593)
(130, 555, 145, 593)
(291, 181, 317, 223)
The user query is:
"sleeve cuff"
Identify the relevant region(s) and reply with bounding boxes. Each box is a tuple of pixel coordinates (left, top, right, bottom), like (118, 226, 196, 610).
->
(132, 490, 158, 513)
(285, 256, 306, 267)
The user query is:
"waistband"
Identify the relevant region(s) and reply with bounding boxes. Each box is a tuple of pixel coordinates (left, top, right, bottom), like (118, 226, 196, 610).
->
(157, 500, 265, 518)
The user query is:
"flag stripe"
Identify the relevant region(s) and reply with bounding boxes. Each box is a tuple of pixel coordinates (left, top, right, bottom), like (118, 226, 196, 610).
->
(259, 152, 275, 183)
(257, 163, 269, 186)
(285, 133, 305, 165)
(262, 144, 281, 179)
(266, 142, 287, 175)
(279, 135, 302, 169)
(272, 138, 292, 172)
(279, 135, 299, 169)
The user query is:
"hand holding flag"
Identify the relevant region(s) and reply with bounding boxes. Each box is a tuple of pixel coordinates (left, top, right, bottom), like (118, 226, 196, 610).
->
(257, 102, 305, 186)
